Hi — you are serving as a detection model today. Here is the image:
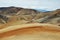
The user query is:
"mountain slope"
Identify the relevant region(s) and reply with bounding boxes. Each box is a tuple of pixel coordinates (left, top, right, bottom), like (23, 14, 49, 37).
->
(0, 7, 60, 26)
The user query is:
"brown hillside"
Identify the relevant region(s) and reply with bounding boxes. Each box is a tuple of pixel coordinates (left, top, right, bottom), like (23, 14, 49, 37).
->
(0, 7, 60, 26)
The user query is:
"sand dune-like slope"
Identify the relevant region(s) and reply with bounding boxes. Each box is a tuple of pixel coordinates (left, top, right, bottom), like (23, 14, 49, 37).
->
(0, 23, 60, 40)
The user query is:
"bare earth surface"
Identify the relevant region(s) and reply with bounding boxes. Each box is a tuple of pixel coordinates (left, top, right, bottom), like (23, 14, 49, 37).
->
(0, 23, 60, 40)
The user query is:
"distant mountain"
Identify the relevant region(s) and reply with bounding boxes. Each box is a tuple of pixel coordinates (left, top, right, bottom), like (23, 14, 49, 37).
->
(35, 9, 50, 12)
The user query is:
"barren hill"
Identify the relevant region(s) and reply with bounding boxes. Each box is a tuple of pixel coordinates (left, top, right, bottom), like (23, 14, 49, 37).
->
(0, 7, 60, 40)
(0, 7, 60, 26)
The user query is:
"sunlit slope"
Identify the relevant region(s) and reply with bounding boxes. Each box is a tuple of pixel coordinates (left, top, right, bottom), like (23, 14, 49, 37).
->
(0, 23, 60, 40)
